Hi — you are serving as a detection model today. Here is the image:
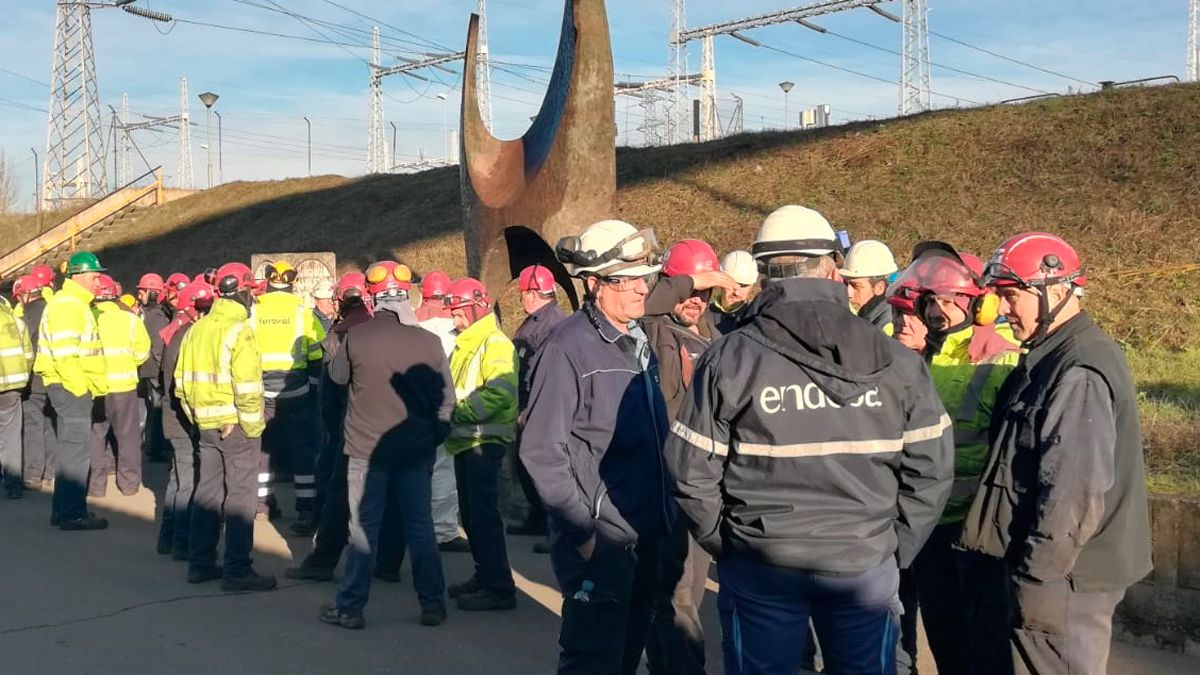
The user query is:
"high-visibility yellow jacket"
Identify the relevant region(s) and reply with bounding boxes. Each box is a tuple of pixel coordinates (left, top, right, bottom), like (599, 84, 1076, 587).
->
(446, 313, 518, 455)
(929, 326, 1019, 524)
(33, 278, 105, 397)
(95, 301, 150, 394)
(174, 297, 266, 437)
(251, 291, 325, 400)
(0, 300, 33, 393)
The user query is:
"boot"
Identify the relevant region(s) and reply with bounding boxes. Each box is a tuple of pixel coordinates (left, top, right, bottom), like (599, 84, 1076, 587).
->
(420, 605, 447, 627)
(59, 513, 109, 531)
(288, 510, 318, 537)
(448, 576, 481, 599)
(222, 570, 277, 592)
(187, 565, 224, 584)
(318, 605, 365, 630)
(456, 588, 516, 612)
(286, 564, 334, 581)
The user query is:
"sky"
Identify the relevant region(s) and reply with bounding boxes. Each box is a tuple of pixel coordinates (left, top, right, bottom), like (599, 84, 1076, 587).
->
(0, 0, 1191, 212)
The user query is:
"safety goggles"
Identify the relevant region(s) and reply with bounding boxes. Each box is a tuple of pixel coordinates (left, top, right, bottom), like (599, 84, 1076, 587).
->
(598, 272, 658, 292)
(556, 229, 660, 271)
(365, 264, 412, 285)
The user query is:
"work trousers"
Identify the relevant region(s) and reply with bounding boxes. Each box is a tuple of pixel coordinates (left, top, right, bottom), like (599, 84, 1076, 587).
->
(88, 390, 142, 496)
(551, 534, 663, 675)
(302, 452, 403, 573)
(0, 390, 23, 488)
(47, 385, 93, 523)
(453, 443, 515, 596)
(22, 377, 57, 483)
(431, 444, 463, 544)
(140, 378, 167, 458)
(897, 567, 919, 675)
(189, 427, 258, 578)
(960, 553, 1023, 675)
(157, 435, 198, 556)
(336, 453, 446, 616)
(646, 525, 709, 675)
(263, 394, 318, 513)
(717, 555, 901, 675)
(1010, 577, 1125, 675)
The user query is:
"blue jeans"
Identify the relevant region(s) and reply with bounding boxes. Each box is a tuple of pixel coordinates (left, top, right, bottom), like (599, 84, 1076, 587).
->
(336, 453, 446, 615)
(718, 555, 901, 675)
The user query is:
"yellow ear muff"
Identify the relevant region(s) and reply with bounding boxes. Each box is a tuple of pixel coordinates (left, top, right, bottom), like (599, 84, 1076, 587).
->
(975, 293, 1000, 326)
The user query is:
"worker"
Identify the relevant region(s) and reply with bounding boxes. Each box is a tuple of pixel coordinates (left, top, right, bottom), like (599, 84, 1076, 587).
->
(960, 232, 1152, 675)
(710, 249, 758, 334)
(14, 274, 57, 491)
(88, 274, 151, 497)
(523, 219, 672, 675)
(0, 278, 33, 499)
(156, 281, 212, 559)
(312, 280, 336, 332)
(252, 260, 326, 534)
(317, 260, 455, 629)
(887, 272, 929, 354)
(842, 239, 899, 335)
(886, 242, 1020, 674)
(137, 273, 171, 462)
(35, 251, 109, 530)
(164, 272, 190, 300)
(120, 295, 140, 315)
(663, 206, 953, 675)
(30, 264, 57, 297)
(508, 264, 566, 551)
(175, 262, 275, 591)
(415, 269, 468, 554)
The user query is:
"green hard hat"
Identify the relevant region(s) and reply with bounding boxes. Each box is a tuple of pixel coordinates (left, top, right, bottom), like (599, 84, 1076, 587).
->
(64, 251, 106, 275)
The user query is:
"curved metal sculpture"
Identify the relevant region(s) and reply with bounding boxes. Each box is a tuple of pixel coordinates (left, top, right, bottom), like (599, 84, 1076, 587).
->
(460, 0, 615, 307)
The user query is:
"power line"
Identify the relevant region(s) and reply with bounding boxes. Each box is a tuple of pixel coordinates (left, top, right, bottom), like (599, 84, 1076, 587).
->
(928, 29, 1097, 88)
(316, 0, 453, 53)
(0, 96, 46, 114)
(0, 67, 48, 88)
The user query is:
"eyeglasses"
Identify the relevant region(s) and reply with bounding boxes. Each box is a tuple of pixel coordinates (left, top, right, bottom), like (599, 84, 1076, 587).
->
(599, 273, 658, 292)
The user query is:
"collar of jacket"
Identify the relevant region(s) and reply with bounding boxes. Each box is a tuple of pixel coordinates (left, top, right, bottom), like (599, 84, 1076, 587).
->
(210, 297, 249, 322)
(455, 311, 500, 346)
(930, 326, 974, 366)
(60, 277, 95, 305)
(1023, 311, 1094, 370)
(583, 300, 635, 344)
(528, 301, 561, 324)
(857, 293, 889, 321)
(94, 300, 122, 315)
(754, 277, 849, 313)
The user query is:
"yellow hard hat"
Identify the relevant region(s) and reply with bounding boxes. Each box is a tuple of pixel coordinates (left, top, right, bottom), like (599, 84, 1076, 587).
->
(119, 294, 138, 309)
(266, 261, 298, 286)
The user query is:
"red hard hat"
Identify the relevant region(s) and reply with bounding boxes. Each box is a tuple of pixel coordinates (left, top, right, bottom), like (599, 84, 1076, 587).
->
(518, 264, 556, 294)
(214, 262, 255, 297)
(30, 264, 55, 287)
(165, 273, 191, 292)
(662, 239, 719, 278)
(365, 261, 413, 297)
(178, 281, 214, 315)
(11, 276, 27, 298)
(886, 272, 921, 314)
(446, 278, 490, 310)
(95, 274, 119, 301)
(982, 232, 1085, 289)
(421, 270, 452, 300)
(336, 272, 367, 301)
(888, 242, 985, 299)
(137, 273, 165, 292)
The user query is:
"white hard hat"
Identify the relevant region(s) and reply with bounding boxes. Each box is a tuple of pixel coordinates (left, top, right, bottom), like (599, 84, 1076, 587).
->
(720, 250, 758, 286)
(312, 280, 335, 300)
(841, 240, 898, 279)
(752, 205, 838, 260)
(561, 219, 662, 278)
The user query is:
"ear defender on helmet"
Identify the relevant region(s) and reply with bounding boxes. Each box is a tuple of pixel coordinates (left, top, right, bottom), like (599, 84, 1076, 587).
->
(974, 294, 1000, 326)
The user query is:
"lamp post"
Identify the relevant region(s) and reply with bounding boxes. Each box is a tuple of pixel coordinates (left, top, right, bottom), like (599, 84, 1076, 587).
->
(198, 91, 219, 188)
(778, 81, 794, 129)
(213, 110, 223, 184)
(303, 116, 311, 176)
(436, 92, 449, 164)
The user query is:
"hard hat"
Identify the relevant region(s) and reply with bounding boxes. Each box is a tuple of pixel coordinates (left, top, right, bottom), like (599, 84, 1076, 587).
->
(752, 206, 838, 260)
(446, 278, 490, 310)
(266, 260, 298, 287)
(959, 252, 986, 279)
(556, 220, 661, 278)
(721, 250, 758, 286)
(662, 239, 719, 278)
(365, 261, 413, 298)
(420, 270, 452, 300)
(11, 276, 28, 298)
(165, 272, 190, 292)
(253, 279, 268, 296)
(518, 264, 556, 294)
(214, 262, 255, 297)
(887, 242, 985, 299)
(137, 273, 165, 292)
(841, 240, 898, 279)
(192, 273, 206, 285)
(886, 269, 921, 314)
(336, 272, 367, 301)
(95, 274, 119, 301)
(178, 281, 214, 315)
(119, 294, 138, 310)
(312, 280, 335, 300)
(64, 251, 106, 276)
(30, 264, 55, 287)
(982, 232, 1085, 289)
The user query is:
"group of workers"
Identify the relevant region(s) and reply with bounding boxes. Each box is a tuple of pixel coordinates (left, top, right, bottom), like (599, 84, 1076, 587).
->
(0, 203, 1151, 675)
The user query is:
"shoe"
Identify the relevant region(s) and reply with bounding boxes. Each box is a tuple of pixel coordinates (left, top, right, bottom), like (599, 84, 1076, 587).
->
(456, 589, 516, 611)
(171, 549, 189, 562)
(373, 568, 402, 584)
(532, 540, 551, 555)
(448, 577, 481, 599)
(156, 539, 172, 555)
(288, 512, 318, 537)
(506, 521, 547, 537)
(59, 514, 109, 531)
(286, 565, 334, 581)
(222, 571, 277, 592)
(5, 484, 23, 499)
(187, 566, 224, 584)
(318, 605, 364, 630)
(420, 605, 447, 627)
(438, 536, 471, 553)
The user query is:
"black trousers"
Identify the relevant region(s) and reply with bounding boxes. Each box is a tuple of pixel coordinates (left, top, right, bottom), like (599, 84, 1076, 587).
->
(453, 444, 515, 595)
(303, 452, 403, 573)
(646, 525, 708, 675)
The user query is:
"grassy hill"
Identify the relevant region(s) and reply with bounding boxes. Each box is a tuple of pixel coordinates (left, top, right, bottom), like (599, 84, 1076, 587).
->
(2, 82, 1197, 491)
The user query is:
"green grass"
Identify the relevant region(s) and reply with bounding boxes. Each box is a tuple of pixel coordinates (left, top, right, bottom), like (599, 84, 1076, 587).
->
(1127, 349, 1200, 495)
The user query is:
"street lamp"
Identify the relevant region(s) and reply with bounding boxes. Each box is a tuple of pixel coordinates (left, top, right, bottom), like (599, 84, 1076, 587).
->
(436, 92, 449, 164)
(198, 91, 219, 188)
(778, 81, 794, 129)
(213, 110, 223, 184)
(303, 116, 311, 176)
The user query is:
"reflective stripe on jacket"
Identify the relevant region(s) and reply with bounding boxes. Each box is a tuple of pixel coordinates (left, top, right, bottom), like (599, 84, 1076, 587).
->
(0, 301, 33, 392)
(446, 313, 518, 455)
(33, 278, 105, 397)
(251, 291, 325, 399)
(175, 298, 266, 437)
(96, 301, 151, 393)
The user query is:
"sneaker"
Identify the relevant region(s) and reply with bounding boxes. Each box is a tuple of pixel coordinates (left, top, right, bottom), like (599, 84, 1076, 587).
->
(222, 571, 277, 592)
(288, 512, 318, 537)
(532, 540, 551, 555)
(59, 514, 109, 531)
(187, 565, 224, 584)
(318, 605, 365, 630)
(506, 521, 547, 537)
(448, 576, 481, 599)
(420, 605, 447, 627)
(5, 484, 23, 499)
(373, 568, 402, 584)
(456, 589, 516, 611)
(438, 536, 471, 553)
(286, 565, 334, 581)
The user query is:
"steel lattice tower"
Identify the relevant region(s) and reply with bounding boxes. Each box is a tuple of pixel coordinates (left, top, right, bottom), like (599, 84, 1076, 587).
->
(698, 34, 717, 141)
(44, 1, 107, 206)
(476, 0, 494, 131)
(1189, 0, 1199, 82)
(367, 26, 388, 173)
(667, 0, 688, 144)
(900, 0, 931, 114)
(119, 92, 131, 186)
(178, 78, 194, 189)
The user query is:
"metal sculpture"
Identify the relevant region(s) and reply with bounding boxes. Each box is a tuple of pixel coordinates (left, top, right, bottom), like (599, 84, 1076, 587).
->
(460, 0, 616, 307)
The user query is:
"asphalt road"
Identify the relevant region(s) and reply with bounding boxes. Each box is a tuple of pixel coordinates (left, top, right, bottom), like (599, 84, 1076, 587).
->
(0, 469, 1195, 675)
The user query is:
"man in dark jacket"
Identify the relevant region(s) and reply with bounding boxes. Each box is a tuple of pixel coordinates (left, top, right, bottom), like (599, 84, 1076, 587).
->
(19, 277, 57, 488)
(961, 232, 1152, 675)
(523, 219, 674, 675)
(137, 274, 172, 462)
(318, 261, 455, 630)
(664, 205, 953, 675)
